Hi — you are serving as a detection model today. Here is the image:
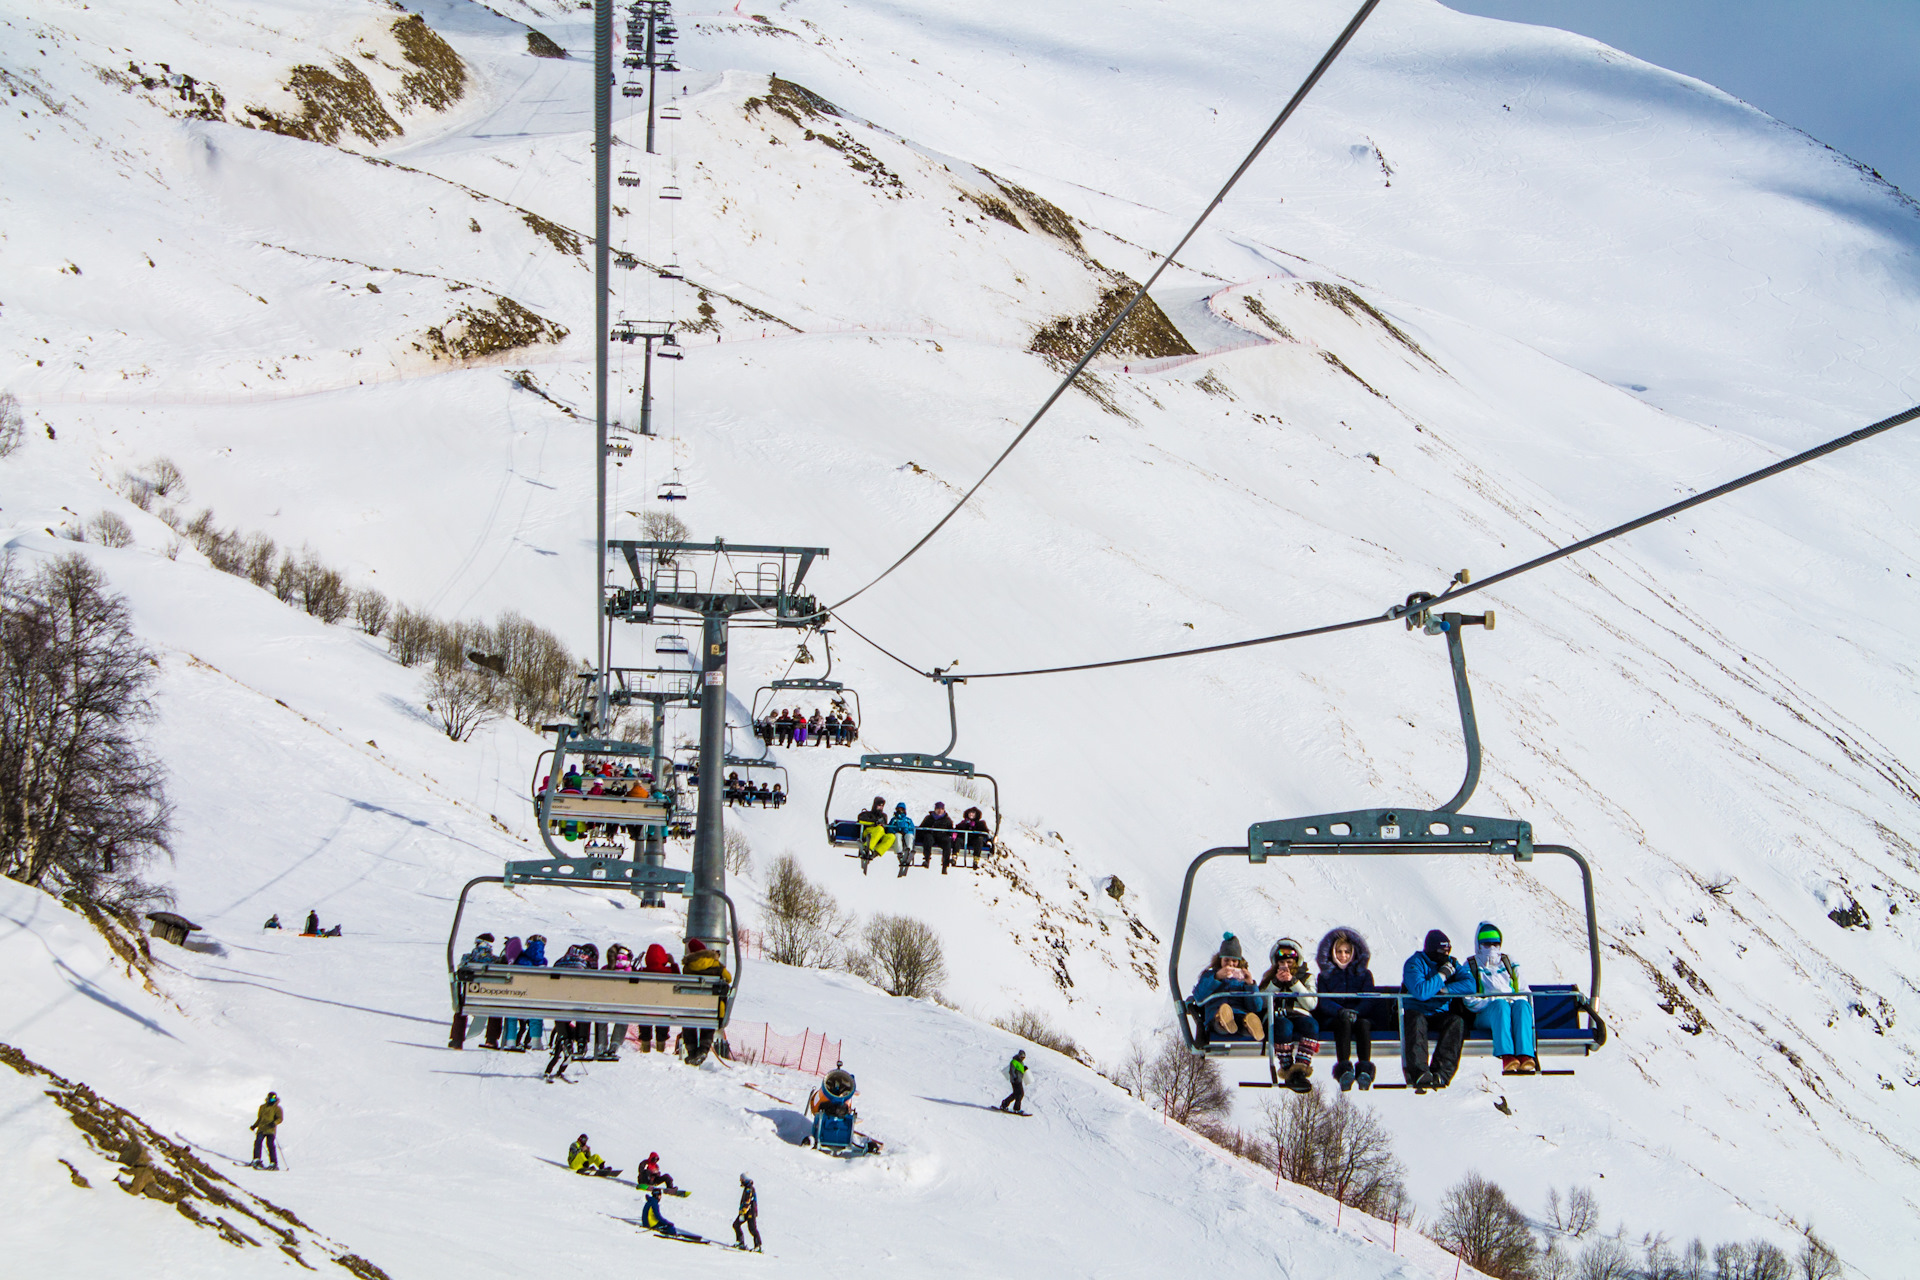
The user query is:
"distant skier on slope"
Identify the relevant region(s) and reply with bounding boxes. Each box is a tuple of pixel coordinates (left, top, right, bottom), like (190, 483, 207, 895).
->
(249, 1092, 283, 1169)
(999, 1049, 1029, 1114)
(733, 1174, 762, 1251)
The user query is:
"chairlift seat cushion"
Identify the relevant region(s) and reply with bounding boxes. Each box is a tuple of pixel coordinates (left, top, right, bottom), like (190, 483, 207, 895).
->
(829, 819, 864, 845)
(545, 795, 670, 825)
(457, 964, 725, 1026)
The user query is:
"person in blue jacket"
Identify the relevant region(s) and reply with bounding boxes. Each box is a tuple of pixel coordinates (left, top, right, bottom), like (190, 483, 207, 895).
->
(509, 934, 548, 1052)
(1400, 929, 1476, 1092)
(887, 803, 917, 879)
(1188, 934, 1262, 1044)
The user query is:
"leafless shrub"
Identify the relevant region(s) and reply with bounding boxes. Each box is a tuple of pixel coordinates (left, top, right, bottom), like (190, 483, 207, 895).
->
(640, 508, 689, 555)
(761, 854, 852, 967)
(1432, 1171, 1537, 1279)
(1143, 1028, 1231, 1125)
(1712, 1241, 1794, 1280)
(1574, 1232, 1636, 1280)
(0, 553, 173, 913)
(144, 457, 186, 500)
(240, 533, 276, 588)
(424, 665, 501, 741)
(848, 912, 947, 998)
(0, 391, 22, 457)
(490, 609, 580, 727)
(1103, 1036, 1154, 1101)
(121, 473, 155, 511)
(991, 1007, 1085, 1063)
(1189, 1116, 1275, 1166)
(162, 539, 181, 562)
(86, 512, 134, 549)
(294, 554, 351, 624)
(352, 588, 391, 636)
(1796, 1231, 1843, 1280)
(725, 825, 754, 876)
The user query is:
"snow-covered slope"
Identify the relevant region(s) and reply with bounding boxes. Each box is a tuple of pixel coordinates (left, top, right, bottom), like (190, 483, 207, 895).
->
(4, 0, 1919, 1274)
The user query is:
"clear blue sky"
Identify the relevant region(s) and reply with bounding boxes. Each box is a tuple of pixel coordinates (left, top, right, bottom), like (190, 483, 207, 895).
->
(1441, 1, 1920, 197)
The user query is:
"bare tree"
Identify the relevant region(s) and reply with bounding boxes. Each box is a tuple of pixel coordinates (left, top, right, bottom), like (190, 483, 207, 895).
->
(241, 533, 277, 588)
(761, 854, 851, 967)
(295, 554, 351, 624)
(144, 457, 187, 500)
(1144, 1029, 1231, 1125)
(270, 553, 300, 604)
(850, 912, 947, 997)
(1432, 1172, 1538, 1280)
(0, 390, 23, 457)
(992, 1007, 1084, 1062)
(0, 554, 172, 911)
(425, 666, 500, 741)
(85, 512, 134, 549)
(1796, 1233, 1842, 1280)
(1548, 1186, 1600, 1237)
(725, 825, 754, 876)
(1575, 1233, 1636, 1280)
(1714, 1241, 1793, 1280)
(388, 606, 437, 667)
(640, 509, 689, 562)
(1257, 1087, 1407, 1218)
(352, 588, 391, 636)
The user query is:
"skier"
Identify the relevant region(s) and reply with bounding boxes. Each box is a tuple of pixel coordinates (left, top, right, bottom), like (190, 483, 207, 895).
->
(1465, 921, 1538, 1075)
(1401, 929, 1477, 1092)
(1258, 938, 1320, 1091)
(567, 1134, 620, 1177)
(999, 1049, 1029, 1114)
(449, 932, 496, 1049)
(1314, 926, 1383, 1092)
(637, 1151, 683, 1195)
(733, 1174, 762, 1251)
(249, 1092, 282, 1169)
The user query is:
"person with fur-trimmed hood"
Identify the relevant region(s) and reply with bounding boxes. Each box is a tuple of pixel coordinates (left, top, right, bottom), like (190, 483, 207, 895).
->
(1259, 937, 1319, 1090)
(1314, 926, 1384, 1091)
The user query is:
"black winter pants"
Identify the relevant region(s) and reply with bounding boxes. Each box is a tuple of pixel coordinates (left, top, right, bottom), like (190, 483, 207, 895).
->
(1318, 1009, 1372, 1064)
(252, 1131, 278, 1165)
(1402, 1009, 1465, 1086)
(734, 1213, 761, 1249)
(1000, 1077, 1025, 1111)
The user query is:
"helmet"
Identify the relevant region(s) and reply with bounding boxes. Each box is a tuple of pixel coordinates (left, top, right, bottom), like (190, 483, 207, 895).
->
(740, 1173, 753, 1186)
(266, 1092, 278, 1102)
(579, 1133, 589, 1142)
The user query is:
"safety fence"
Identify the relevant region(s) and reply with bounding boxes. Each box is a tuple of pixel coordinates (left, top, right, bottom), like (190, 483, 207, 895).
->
(722, 1022, 841, 1076)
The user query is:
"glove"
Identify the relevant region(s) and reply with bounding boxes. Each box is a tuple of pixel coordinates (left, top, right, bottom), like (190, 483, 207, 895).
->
(1438, 957, 1460, 979)
(1339, 1007, 1357, 1025)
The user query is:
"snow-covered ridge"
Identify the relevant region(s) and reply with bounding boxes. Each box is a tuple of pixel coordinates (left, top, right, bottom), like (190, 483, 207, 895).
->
(3, 0, 1919, 1274)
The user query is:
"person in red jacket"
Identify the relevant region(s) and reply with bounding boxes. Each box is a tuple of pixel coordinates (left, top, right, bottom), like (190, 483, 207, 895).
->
(641, 943, 679, 1053)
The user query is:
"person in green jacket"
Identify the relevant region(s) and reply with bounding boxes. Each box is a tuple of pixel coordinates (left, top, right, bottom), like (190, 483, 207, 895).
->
(998, 1050, 1028, 1114)
(250, 1092, 283, 1169)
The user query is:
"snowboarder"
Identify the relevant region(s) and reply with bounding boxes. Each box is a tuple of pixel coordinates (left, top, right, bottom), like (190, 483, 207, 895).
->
(999, 1049, 1029, 1113)
(249, 1092, 282, 1169)
(856, 796, 891, 873)
(302, 910, 320, 936)
(1465, 921, 1537, 1075)
(568, 1134, 619, 1177)
(642, 1187, 687, 1237)
(263, 914, 281, 930)
(1259, 938, 1320, 1091)
(1314, 926, 1383, 1091)
(733, 1173, 762, 1251)
(1401, 929, 1477, 1092)
(638, 1151, 683, 1195)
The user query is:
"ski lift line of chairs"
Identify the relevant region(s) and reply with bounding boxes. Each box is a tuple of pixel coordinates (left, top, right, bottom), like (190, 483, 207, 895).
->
(1167, 600, 1607, 1088)
(445, 864, 745, 1032)
(531, 727, 672, 845)
(822, 675, 1002, 868)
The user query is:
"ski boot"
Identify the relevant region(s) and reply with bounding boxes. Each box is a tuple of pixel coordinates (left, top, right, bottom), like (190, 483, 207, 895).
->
(1356, 1061, 1376, 1091)
(1335, 1061, 1356, 1092)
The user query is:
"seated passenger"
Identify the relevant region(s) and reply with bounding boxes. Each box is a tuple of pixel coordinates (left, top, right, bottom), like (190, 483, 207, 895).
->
(856, 796, 893, 873)
(1188, 936, 1262, 1043)
(568, 1133, 619, 1177)
(887, 803, 917, 879)
(562, 766, 583, 792)
(956, 806, 989, 862)
(793, 714, 809, 747)
(1259, 938, 1319, 1090)
(1466, 921, 1537, 1075)
(680, 939, 731, 1064)
(587, 780, 606, 796)
(768, 783, 784, 807)
(919, 802, 955, 871)
(1401, 930, 1477, 1092)
(1314, 926, 1382, 1091)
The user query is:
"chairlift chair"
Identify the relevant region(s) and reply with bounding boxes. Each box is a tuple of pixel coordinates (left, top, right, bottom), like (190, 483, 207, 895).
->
(657, 261, 683, 280)
(660, 104, 681, 121)
(618, 169, 642, 188)
(751, 631, 864, 743)
(822, 676, 1000, 871)
(614, 251, 639, 270)
(1167, 591, 1607, 1089)
(655, 631, 690, 655)
(659, 184, 683, 201)
(657, 473, 688, 501)
(611, 319, 642, 344)
(622, 78, 646, 97)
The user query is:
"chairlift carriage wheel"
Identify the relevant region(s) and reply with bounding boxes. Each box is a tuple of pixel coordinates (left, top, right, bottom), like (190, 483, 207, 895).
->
(1166, 602, 1607, 1089)
(821, 676, 1002, 872)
